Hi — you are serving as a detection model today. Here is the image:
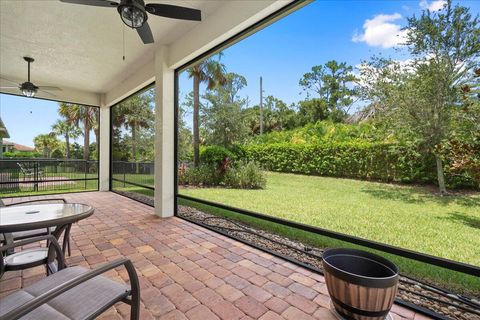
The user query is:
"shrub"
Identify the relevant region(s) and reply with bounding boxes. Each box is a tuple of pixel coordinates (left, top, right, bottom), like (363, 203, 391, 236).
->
(51, 149, 64, 159)
(3, 151, 41, 158)
(224, 162, 266, 189)
(178, 161, 266, 189)
(243, 141, 477, 188)
(244, 142, 435, 183)
(179, 165, 222, 186)
(200, 146, 234, 165)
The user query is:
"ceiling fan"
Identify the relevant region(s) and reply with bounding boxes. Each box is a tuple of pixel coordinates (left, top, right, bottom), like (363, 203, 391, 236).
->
(0, 57, 61, 98)
(60, 0, 202, 44)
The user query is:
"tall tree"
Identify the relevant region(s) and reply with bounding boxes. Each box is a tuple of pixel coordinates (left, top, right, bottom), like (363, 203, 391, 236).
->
(361, 0, 480, 193)
(187, 55, 226, 167)
(33, 133, 59, 158)
(52, 119, 81, 159)
(114, 91, 154, 163)
(203, 73, 248, 147)
(59, 103, 98, 160)
(244, 96, 297, 134)
(299, 60, 358, 122)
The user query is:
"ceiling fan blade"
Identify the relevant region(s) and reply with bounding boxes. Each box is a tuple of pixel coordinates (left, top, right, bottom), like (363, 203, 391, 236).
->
(37, 86, 62, 91)
(145, 3, 201, 21)
(59, 0, 118, 8)
(0, 76, 19, 86)
(38, 89, 57, 98)
(137, 21, 154, 44)
(0, 86, 19, 89)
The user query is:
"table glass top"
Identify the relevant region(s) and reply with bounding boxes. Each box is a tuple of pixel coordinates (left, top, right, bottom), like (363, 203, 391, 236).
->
(0, 203, 93, 228)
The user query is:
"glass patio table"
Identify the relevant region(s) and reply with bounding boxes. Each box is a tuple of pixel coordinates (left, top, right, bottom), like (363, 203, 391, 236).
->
(0, 203, 94, 272)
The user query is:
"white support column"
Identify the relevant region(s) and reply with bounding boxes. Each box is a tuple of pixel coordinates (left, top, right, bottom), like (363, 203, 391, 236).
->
(99, 103, 110, 191)
(154, 46, 175, 217)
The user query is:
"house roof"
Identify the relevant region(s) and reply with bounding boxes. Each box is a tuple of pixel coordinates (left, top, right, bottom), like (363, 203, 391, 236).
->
(2, 139, 35, 152)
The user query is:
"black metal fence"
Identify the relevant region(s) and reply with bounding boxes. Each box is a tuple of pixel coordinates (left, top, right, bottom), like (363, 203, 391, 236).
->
(111, 161, 154, 190)
(0, 159, 99, 196)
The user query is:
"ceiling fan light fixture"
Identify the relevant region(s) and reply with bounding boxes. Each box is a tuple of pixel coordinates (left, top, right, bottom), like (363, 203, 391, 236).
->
(118, 0, 147, 28)
(22, 88, 36, 98)
(20, 82, 38, 98)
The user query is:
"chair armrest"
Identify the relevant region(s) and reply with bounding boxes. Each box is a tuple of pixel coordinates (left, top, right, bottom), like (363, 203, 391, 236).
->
(0, 258, 139, 320)
(6, 198, 67, 206)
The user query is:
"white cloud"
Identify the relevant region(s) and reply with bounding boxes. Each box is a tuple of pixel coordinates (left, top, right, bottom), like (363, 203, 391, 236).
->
(352, 13, 408, 48)
(419, 0, 447, 11)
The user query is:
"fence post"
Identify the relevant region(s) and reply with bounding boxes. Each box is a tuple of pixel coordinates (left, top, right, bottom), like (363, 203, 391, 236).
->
(123, 162, 126, 187)
(84, 160, 88, 189)
(34, 161, 38, 192)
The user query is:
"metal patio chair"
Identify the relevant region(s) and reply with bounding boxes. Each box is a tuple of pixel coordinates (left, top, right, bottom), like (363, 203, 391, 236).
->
(0, 239, 140, 320)
(17, 162, 43, 181)
(0, 198, 72, 256)
(0, 235, 66, 278)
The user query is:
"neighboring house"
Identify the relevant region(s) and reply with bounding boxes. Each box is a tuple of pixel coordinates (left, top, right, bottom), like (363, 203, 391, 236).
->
(0, 116, 10, 158)
(1, 140, 35, 153)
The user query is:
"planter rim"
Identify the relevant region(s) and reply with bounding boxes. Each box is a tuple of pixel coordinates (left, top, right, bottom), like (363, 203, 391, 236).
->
(322, 248, 399, 287)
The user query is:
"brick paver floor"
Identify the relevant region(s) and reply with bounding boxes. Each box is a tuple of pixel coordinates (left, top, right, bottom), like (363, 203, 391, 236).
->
(0, 192, 430, 320)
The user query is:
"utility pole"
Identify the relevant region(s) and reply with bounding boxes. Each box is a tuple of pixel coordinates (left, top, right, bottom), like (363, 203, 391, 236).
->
(260, 76, 263, 135)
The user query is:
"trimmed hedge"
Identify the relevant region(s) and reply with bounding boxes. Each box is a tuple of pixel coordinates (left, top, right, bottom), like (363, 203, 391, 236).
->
(243, 142, 474, 186)
(200, 146, 234, 165)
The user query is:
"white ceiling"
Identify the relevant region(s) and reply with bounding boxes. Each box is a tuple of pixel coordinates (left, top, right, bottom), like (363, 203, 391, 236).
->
(0, 0, 224, 95)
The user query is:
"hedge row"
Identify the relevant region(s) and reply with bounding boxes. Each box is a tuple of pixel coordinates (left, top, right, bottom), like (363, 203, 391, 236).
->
(242, 142, 475, 187)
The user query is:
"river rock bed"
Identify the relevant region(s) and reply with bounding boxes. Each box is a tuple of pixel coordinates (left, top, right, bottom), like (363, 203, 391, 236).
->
(178, 205, 480, 320)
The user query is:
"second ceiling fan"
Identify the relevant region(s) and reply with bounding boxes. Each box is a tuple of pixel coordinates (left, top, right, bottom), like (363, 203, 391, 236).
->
(60, 0, 201, 44)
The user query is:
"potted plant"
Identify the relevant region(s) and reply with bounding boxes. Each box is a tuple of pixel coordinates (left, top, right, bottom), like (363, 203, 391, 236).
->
(322, 248, 399, 320)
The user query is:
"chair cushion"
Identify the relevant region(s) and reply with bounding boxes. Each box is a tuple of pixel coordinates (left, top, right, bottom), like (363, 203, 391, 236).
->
(0, 266, 130, 320)
(0, 290, 70, 320)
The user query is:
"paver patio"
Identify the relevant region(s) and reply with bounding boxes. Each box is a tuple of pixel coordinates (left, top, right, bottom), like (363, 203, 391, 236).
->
(0, 192, 430, 320)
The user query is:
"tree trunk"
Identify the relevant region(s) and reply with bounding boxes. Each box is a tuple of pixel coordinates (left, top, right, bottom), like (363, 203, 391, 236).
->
(193, 74, 201, 167)
(83, 118, 90, 161)
(434, 153, 447, 194)
(132, 123, 139, 174)
(65, 134, 70, 159)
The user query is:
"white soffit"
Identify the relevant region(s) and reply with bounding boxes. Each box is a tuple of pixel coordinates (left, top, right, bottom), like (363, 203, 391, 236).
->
(0, 0, 298, 106)
(0, 0, 222, 102)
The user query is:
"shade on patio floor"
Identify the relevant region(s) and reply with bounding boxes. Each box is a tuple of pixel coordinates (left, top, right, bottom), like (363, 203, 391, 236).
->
(0, 192, 430, 320)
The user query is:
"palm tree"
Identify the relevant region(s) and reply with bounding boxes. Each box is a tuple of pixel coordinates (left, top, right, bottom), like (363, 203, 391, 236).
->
(59, 103, 98, 160)
(187, 56, 226, 167)
(33, 133, 58, 158)
(52, 119, 81, 159)
(115, 93, 154, 164)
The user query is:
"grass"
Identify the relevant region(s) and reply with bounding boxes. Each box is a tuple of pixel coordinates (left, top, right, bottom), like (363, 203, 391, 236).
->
(180, 172, 480, 266)
(115, 171, 480, 295)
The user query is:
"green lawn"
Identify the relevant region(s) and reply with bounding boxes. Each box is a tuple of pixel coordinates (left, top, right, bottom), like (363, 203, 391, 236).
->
(112, 171, 480, 294)
(180, 172, 480, 266)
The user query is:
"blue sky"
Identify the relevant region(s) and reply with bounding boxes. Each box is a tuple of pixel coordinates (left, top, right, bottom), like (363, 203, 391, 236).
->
(2, 0, 479, 146)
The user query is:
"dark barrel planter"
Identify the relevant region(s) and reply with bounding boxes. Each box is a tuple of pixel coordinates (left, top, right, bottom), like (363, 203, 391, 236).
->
(322, 248, 399, 320)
